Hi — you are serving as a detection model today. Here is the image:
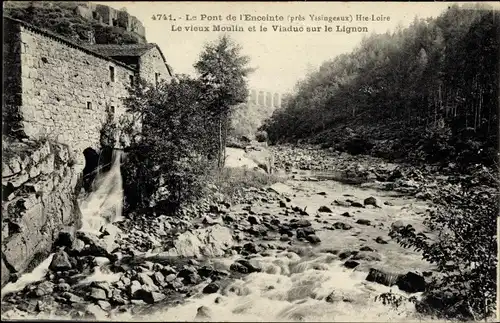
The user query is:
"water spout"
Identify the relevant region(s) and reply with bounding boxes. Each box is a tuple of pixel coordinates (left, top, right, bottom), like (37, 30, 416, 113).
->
(79, 149, 125, 234)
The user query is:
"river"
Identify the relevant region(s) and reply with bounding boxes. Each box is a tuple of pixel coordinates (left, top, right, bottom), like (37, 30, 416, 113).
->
(1, 147, 437, 322)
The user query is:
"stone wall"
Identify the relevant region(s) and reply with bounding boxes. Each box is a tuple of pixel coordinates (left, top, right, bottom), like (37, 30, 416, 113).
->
(2, 140, 81, 287)
(2, 18, 172, 287)
(130, 16, 146, 40)
(91, 3, 146, 40)
(138, 46, 172, 85)
(7, 19, 137, 170)
(3, 19, 23, 138)
(74, 5, 93, 20)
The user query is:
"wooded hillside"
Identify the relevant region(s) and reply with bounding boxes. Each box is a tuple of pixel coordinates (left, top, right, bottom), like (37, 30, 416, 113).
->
(262, 4, 499, 168)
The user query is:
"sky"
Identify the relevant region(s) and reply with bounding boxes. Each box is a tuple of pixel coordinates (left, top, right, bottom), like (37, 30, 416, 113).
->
(96, 1, 463, 94)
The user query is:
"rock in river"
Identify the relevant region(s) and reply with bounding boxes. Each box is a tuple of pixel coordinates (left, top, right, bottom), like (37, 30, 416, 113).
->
(364, 196, 382, 208)
(203, 282, 220, 294)
(343, 260, 360, 269)
(318, 205, 333, 213)
(365, 268, 401, 287)
(333, 222, 353, 230)
(289, 219, 312, 228)
(230, 259, 261, 274)
(49, 250, 72, 272)
(296, 227, 315, 239)
(306, 234, 321, 244)
(76, 231, 117, 257)
(356, 219, 371, 226)
(396, 271, 427, 293)
(163, 224, 233, 258)
(196, 305, 213, 319)
(89, 287, 108, 301)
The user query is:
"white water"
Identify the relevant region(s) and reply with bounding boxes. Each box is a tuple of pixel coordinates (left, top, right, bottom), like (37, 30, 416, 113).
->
(1, 150, 126, 301)
(79, 149, 125, 234)
(115, 250, 423, 322)
(2, 148, 431, 322)
(76, 266, 122, 287)
(0, 254, 54, 299)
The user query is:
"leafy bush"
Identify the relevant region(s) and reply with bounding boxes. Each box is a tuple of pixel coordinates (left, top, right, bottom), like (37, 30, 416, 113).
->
(389, 178, 497, 320)
(255, 130, 268, 143)
(118, 76, 219, 214)
(226, 136, 248, 149)
(212, 167, 286, 201)
(343, 135, 375, 156)
(415, 120, 455, 163)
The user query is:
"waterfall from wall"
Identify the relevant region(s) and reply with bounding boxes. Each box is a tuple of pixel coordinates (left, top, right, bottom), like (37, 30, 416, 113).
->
(1, 150, 126, 299)
(78, 149, 124, 234)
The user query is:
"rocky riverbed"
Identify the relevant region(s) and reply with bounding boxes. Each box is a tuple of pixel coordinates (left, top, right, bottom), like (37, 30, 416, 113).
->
(1, 144, 476, 321)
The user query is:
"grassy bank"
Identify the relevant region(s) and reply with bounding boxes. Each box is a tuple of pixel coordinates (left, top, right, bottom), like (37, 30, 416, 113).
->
(211, 167, 287, 202)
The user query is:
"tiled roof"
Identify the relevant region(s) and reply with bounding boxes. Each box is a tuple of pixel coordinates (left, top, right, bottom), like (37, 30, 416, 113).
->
(4, 15, 173, 77)
(88, 43, 173, 77)
(3, 16, 136, 71)
(85, 43, 157, 57)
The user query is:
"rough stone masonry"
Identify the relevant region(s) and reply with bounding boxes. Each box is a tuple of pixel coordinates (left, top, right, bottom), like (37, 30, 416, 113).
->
(2, 16, 172, 287)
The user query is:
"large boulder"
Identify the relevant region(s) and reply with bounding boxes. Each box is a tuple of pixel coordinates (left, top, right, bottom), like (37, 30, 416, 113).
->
(76, 231, 118, 257)
(163, 224, 234, 258)
(245, 147, 275, 174)
(49, 249, 73, 271)
(396, 271, 427, 293)
(365, 268, 401, 287)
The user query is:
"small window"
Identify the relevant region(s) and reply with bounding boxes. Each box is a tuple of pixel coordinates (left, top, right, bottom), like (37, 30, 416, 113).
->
(87, 102, 92, 109)
(155, 72, 160, 88)
(108, 105, 116, 119)
(129, 75, 134, 86)
(106, 105, 115, 115)
(109, 66, 115, 82)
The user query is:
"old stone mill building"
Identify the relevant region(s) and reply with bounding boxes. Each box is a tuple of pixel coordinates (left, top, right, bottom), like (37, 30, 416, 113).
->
(2, 9, 173, 287)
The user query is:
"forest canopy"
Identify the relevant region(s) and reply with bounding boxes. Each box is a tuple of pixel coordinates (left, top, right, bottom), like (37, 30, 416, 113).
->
(262, 4, 499, 168)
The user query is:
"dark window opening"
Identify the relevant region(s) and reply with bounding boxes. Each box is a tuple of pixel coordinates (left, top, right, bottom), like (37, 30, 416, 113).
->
(106, 105, 116, 117)
(83, 147, 99, 192)
(109, 66, 115, 82)
(129, 75, 134, 86)
(155, 72, 160, 88)
(87, 102, 92, 109)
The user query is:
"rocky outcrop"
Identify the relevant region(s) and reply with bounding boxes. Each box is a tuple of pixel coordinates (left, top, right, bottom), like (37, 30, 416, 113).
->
(164, 224, 234, 258)
(245, 145, 275, 174)
(2, 139, 82, 287)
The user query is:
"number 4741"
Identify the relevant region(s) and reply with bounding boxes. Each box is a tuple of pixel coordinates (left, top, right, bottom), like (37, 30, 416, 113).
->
(152, 14, 174, 21)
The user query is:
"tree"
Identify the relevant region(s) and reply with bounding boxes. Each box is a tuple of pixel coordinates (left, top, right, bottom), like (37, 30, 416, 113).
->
(261, 4, 498, 167)
(117, 75, 217, 214)
(390, 176, 497, 320)
(194, 35, 254, 168)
